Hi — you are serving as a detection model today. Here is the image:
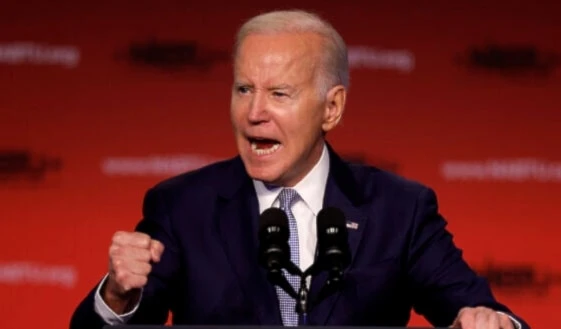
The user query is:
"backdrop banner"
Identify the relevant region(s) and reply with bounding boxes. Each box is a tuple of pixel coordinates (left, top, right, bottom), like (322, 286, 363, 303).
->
(0, 1, 559, 328)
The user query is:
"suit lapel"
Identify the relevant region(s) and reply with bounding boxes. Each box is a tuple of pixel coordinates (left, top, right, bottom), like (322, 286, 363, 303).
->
(309, 144, 370, 325)
(215, 158, 282, 325)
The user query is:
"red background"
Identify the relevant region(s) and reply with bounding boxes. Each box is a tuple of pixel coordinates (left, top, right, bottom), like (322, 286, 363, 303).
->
(0, 1, 559, 328)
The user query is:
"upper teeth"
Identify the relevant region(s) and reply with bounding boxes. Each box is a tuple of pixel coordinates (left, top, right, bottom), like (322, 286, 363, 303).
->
(251, 142, 280, 155)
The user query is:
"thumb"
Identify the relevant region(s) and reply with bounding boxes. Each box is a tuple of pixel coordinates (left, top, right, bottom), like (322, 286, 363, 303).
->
(149, 240, 165, 262)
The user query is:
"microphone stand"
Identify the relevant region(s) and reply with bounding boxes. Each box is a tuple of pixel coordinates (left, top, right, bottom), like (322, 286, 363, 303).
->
(295, 273, 310, 325)
(270, 262, 312, 326)
(267, 270, 298, 299)
(300, 265, 345, 316)
(268, 262, 345, 326)
(284, 262, 311, 325)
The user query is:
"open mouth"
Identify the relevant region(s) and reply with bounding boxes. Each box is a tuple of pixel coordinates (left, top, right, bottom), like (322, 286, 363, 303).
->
(248, 137, 281, 156)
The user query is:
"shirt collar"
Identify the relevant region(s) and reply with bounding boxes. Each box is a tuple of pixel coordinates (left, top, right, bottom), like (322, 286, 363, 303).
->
(253, 143, 330, 216)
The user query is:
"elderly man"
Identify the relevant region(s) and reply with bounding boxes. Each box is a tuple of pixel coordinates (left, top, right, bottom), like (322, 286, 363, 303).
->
(70, 9, 529, 329)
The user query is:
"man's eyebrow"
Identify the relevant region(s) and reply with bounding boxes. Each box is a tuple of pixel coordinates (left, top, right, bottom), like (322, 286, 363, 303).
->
(233, 81, 253, 87)
(268, 84, 294, 90)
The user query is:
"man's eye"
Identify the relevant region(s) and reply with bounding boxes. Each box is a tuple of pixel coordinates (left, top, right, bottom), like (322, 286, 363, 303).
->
(273, 91, 288, 97)
(237, 86, 251, 94)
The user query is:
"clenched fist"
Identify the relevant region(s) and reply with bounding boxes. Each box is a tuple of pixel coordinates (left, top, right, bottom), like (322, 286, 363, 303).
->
(102, 231, 164, 314)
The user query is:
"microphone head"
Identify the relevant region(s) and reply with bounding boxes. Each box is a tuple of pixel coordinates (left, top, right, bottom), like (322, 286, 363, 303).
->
(317, 207, 348, 242)
(316, 207, 351, 273)
(258, 207, 289, 241)
(258, 207, 290, 272)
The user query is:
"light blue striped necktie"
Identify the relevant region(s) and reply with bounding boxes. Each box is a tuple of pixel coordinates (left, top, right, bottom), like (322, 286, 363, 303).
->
(276, 188, 301, 326)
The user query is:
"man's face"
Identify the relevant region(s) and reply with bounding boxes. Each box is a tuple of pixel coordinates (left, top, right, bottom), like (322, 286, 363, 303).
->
(230, 32, 329, 186)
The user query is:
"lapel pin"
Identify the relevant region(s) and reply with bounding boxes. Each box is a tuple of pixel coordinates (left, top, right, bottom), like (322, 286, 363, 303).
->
(346, 221, 359, 230)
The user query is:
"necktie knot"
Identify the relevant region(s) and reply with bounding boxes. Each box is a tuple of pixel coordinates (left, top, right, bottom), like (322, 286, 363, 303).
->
(278, 188, 299, 212)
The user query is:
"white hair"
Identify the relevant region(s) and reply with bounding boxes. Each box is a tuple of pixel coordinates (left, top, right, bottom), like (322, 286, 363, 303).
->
(233, 10, 350, 96)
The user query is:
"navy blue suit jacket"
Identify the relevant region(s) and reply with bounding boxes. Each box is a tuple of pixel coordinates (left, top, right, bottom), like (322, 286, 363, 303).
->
(70, 145, 529, 328)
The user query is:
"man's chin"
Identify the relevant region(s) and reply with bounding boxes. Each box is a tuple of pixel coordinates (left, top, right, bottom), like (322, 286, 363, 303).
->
(241, 162, 279, 182)
(247, 170, 280, 184)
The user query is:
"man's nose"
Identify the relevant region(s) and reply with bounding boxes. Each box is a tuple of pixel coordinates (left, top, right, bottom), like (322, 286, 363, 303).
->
(247, 92, 270, 124)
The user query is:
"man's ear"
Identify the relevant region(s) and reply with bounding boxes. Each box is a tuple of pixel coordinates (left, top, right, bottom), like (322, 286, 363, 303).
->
(322, 85, 347, 133)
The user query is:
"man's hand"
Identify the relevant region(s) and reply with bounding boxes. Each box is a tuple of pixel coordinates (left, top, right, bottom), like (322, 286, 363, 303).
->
(102, 231, 165, 314)
(451, 307, 514, 329)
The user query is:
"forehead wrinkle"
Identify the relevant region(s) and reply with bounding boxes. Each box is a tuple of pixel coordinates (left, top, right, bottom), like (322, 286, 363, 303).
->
(251, 54, 317, 90)
(234, 33, 323, 88)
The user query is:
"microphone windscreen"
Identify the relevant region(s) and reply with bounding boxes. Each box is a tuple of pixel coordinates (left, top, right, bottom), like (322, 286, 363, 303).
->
(259, 207, 289, 240)
(317, 207, 347, 232)
(316, 206, 351, 271)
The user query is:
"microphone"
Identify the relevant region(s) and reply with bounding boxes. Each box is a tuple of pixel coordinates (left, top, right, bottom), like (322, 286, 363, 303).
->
(258, 208, 290, 275)
(299, 206, 352, 314)
(258, 207, 300, 298)
(316, 207, 351, 284)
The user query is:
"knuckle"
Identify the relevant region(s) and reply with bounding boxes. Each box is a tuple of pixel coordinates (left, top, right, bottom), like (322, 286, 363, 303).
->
(476, 306, 489, 313)
(115, 271, 128, 283)
(112, 231, 125, 243)
(138, 276, 148, 287)
(141, 237, 152, 248)
(155, 241, 165, 252)
(112, 258, 126, 272)
(109, 244, 120, 256)
(133, 233, 151, 247)
(458, 307, 470, 316)
(112, 258, 122, 268)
